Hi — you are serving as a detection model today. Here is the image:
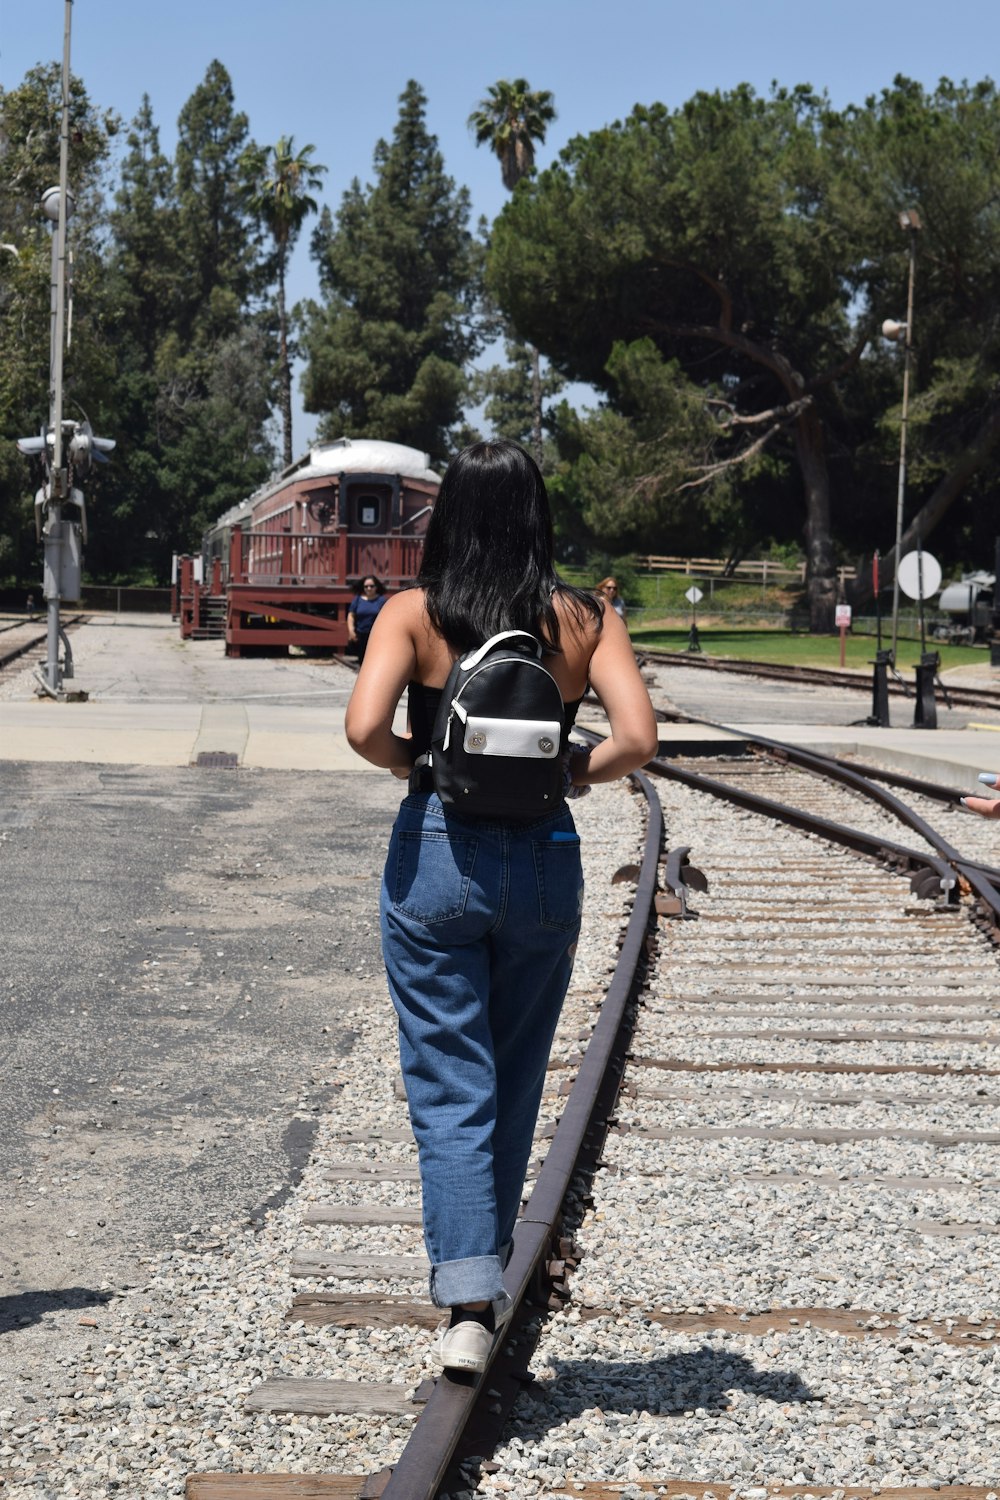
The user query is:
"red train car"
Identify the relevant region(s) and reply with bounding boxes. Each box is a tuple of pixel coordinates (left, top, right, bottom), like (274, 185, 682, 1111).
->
(178, 437, 440, 654)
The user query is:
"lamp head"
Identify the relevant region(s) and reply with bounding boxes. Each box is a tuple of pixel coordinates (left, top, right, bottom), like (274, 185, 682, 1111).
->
(882, 318, 907, 342)
(40, 185, 75, 224)
(898, 208, 923, 232)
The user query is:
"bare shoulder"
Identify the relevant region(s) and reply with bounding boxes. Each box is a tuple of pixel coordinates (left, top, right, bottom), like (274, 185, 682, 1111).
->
(382, 586, 425, 616)
(553, 587, 602, 642)
(551, 587, 604, 693)
(378, 587, 426, 630)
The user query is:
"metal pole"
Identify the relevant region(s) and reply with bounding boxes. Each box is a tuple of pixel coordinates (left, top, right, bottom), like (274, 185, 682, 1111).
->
(50, 3, 72, 481)
(43, 0, 73, 694)
(890, 226, 917, 664)
(916, 535, 926, 655)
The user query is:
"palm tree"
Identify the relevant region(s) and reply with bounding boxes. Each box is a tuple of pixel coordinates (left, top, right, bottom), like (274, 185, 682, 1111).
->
(468, 79, 556, 192)
(469, 81, 556, 466)
(245, 136, 326, 466)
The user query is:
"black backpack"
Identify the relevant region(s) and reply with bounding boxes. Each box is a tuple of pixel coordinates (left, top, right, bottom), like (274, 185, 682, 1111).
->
(427, 630, 565, 819)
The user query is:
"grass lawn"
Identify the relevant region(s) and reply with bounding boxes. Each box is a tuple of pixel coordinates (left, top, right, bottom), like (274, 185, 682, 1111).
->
(630, 626, 987, 674)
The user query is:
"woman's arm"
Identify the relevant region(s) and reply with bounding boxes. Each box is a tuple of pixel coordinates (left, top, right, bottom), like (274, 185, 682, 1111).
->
(344, 593, 420, 778)
(571, 604, 658, 786)
(346, 599, 359, 643)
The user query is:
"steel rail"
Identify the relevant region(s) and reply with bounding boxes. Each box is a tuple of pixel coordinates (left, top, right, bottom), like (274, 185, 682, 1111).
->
(0, 616, 86, 673)
(642, 646, 1000, 710)
(651, 703, 1000, 892)
(747, 737, 1000, 892)
(376, 770, 664, 1500)
(644, 746, 1000, 936)
(648, 751, 956, 888)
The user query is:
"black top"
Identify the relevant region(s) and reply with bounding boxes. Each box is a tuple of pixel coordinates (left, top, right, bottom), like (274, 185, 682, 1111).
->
(407, 681, 582, 759)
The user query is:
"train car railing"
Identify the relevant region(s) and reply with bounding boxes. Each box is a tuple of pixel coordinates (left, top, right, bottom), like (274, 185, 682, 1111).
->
(236, 528, 341, 585)
(227, 528, 424, 590)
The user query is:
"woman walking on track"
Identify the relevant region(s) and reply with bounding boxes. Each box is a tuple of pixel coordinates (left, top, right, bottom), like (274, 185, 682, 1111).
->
(345, 440, 658, 1373)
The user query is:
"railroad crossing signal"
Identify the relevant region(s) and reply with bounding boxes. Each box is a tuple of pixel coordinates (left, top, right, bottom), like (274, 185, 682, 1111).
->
(13, 2, 115, 698)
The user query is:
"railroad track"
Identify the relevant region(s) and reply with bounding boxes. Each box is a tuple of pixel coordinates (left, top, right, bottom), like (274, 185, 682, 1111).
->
(642, 648, 1000, 714)
(181, 727, 1000, 1500)
(0, 614, 86, 677)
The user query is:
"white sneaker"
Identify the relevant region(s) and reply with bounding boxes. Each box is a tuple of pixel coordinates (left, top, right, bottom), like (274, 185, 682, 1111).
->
(437, 1294, 514, 1374)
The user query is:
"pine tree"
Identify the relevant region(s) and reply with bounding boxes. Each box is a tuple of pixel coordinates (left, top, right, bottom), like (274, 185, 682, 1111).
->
(110, 96, 179, 362)
(173, 60, 264, 356)
(95, 73, 274, 579)
(300, 81, 482, 462)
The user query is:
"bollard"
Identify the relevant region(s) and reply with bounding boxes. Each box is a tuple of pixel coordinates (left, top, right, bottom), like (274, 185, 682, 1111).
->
(869, 649, 892, 727)
(913, 651, 938, 729)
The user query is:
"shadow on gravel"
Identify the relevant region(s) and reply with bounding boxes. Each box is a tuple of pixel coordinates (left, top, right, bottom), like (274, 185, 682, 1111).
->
(514, 1346, 816, 1428)
(0, 1287, 112, 1334)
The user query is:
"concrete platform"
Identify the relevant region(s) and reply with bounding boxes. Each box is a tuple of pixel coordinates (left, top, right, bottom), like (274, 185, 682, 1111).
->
(1, 613, 998, 793)
(0, 699, 372, 770)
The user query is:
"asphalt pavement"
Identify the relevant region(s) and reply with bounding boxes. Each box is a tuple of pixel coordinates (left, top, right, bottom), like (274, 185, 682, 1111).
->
(0, 617, 402, 1418)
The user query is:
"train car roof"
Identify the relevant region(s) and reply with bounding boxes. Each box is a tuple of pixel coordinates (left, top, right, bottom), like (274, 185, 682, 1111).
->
(204, 438, 441, 535)
(281, 437, 440, 486)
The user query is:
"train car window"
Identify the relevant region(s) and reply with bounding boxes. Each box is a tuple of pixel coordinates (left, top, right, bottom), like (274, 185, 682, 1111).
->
(355, 492, 381, 528)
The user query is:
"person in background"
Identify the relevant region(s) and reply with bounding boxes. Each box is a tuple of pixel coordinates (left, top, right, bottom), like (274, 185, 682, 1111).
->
(595, 576, 627, 625)
(347, 575, 388, 663)
(961, 772, 1000, 818)
(345, 440, 657, 1375)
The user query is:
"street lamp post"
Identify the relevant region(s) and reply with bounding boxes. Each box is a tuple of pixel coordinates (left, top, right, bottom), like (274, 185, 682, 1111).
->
(883, 207, 923, 665)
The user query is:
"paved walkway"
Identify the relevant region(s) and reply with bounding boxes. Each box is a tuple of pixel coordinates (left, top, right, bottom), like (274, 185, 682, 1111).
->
(0, 613, 998, 791)
(0, 614, 388, 770)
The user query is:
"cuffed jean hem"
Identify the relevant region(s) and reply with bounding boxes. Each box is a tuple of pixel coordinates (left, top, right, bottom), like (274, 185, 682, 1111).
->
(430, 1254, 506, 1309)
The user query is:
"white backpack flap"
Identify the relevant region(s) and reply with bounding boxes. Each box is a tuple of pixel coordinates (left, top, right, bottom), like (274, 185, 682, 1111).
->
(462, 715, 562, 759)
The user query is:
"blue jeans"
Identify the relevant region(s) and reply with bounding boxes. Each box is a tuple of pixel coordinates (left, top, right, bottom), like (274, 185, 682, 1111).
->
(380, 791, 583, 1308)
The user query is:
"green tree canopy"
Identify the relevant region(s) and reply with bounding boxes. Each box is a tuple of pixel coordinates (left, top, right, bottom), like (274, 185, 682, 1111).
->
(93, 70, 274, 578)
(487, 83, 864, 627)
(300, 80, 482, 463)
(835, 76, 1000, 594)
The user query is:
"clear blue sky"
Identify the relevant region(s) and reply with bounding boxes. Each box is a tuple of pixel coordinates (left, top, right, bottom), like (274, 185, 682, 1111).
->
(3, 0, 998, 451)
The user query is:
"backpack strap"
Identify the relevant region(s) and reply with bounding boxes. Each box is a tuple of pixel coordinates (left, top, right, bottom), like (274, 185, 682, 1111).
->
(459, 630, 542, 669)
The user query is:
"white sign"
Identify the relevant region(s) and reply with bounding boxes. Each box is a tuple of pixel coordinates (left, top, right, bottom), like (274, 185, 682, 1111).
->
(835, 604, 852, 627)
(685, 586, 704, 605)
(897, 550, 942, 601)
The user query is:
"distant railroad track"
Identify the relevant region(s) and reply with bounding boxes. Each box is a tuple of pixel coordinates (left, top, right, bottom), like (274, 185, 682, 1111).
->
(186, 719, 1000, 1498)
(0, 614, 86, 677)
(641, 647, 1000, 713)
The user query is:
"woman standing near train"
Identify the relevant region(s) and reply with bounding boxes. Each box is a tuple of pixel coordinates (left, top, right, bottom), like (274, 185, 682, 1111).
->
(346, 575, 388, 663)
(345, 439, 657, 1373)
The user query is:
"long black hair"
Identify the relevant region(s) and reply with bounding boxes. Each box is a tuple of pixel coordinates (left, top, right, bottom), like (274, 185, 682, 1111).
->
(418, 440, 601, 652)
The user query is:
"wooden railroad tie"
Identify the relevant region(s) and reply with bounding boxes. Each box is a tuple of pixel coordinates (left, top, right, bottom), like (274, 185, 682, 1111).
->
(186, 1476, 1000, 1498)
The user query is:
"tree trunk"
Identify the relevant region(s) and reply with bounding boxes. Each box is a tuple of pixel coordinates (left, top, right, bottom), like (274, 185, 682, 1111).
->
(530, 344, 543, 469)
(849, 396, 1000, 609)
(794, 403, 837, 632)
(278, 253, 293, 469)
